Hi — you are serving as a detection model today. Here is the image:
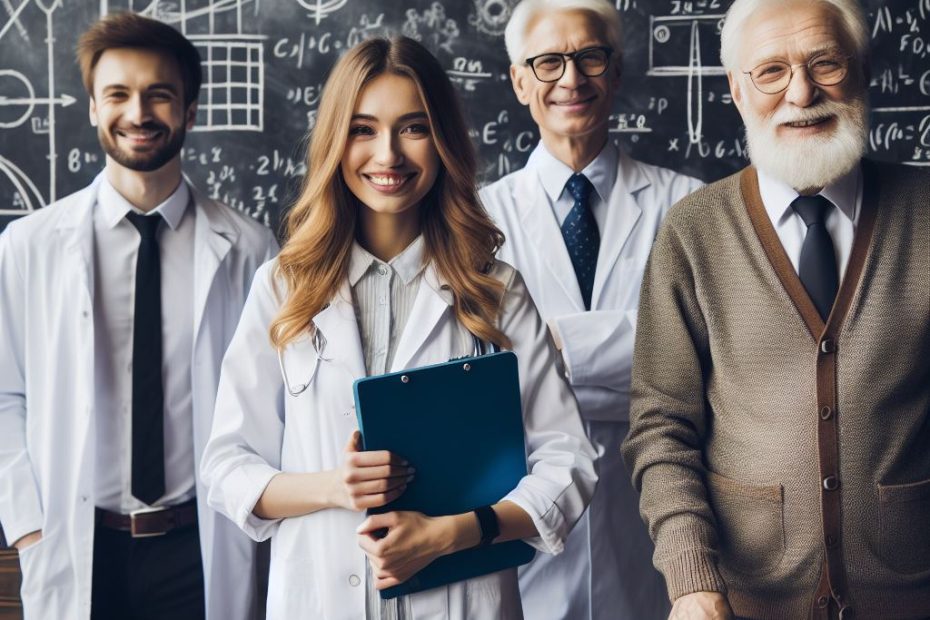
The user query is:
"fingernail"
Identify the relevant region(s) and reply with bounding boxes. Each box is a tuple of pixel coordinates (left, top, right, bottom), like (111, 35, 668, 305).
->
(400, 458, 409, 466)
(407, 467, 416, 474)
(406, 474, 414, 483)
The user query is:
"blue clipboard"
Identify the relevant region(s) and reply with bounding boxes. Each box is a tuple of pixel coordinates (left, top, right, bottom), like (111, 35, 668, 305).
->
(353, 350, 536, 599)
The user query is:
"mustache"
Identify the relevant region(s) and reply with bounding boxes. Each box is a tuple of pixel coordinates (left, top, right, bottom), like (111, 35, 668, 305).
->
(771, 98, 864, 125)
(115, 121, 168, 132)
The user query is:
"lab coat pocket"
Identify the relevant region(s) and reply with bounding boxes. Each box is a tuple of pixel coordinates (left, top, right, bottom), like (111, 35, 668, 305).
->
(706, 470, 785, 576)
(18, 530, 64, 606)
(877, 476, 930, 574)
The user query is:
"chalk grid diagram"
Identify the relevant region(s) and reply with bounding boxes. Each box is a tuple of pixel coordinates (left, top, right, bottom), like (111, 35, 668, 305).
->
(102, 0, 266, 132)
(0, 0, 70, 215)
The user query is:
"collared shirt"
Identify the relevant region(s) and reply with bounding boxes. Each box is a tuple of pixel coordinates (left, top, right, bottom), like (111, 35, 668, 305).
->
(349, 237, 425, 620)
(758, 165, 861, 280)
(529, 139, 620, 233)
(350, 236, 426, 376)
(93, 172, 196, 513)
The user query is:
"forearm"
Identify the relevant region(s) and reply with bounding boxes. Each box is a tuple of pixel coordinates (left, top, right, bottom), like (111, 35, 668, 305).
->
(441, 500, 537, 555)
(252, 470, 339, 519)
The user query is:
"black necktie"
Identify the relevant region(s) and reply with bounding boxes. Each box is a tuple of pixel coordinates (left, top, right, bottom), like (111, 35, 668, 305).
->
(126, 211, 165, 506)
(562, 173, 600, 310)
(791, 195, 839, 322)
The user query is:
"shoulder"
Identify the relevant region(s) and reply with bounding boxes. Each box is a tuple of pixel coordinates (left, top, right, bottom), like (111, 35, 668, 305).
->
(191, 183, 278, 254)
(479, 168, 526, 209)
(621, 155, 703, 198)
(1, 184, 96, 262)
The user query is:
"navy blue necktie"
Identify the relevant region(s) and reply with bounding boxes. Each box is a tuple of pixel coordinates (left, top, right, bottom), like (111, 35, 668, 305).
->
(562, 173, 600, 310)
(791, 195, 839, 322)
(126, 211, 165, 506)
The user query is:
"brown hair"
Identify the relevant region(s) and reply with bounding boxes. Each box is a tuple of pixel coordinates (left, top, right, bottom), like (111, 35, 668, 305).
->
(271, 36, 510, 350)
(77, 12, 202, 107)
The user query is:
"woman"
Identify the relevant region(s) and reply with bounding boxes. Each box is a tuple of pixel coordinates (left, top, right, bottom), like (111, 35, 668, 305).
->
(200, 36, 596, 619)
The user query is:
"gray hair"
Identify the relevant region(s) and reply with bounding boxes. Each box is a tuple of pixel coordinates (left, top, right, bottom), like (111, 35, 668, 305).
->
(720, 0, 869, 71)
(504, 0, 624, 66)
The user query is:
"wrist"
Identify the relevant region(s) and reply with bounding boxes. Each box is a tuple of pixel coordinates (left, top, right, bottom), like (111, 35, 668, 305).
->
(440, 512, 481, 555)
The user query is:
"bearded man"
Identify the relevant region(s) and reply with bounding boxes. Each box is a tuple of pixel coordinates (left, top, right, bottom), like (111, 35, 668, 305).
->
(622, 1, 930, 619)
(0, 13, 277, 620)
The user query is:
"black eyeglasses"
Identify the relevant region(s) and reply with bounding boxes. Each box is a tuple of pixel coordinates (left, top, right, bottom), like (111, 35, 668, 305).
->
(524, 46, 613, 83)
(743, 51, 851, 95)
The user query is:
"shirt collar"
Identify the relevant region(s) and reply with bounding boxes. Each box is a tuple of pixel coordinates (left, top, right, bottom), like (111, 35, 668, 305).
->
(97, 172, 190, 231)
(757, 164, 861, 227)
(348, 235, 426, 287)
(528, 140, 619, 204)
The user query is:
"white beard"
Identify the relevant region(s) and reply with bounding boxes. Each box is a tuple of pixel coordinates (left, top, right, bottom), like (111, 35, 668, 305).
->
(743, 95, 869, 191)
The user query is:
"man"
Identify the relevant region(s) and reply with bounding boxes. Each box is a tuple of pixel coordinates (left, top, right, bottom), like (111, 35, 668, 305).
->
(622, 0, 930, 618)
(480, 1, 702, 618)
(0, 13, 277, 620)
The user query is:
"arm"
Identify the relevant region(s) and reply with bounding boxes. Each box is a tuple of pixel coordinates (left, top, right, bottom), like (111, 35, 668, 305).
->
(357, 268, 598, 587)
(620, 220, 728, 602)
(0, 229, 44, 548)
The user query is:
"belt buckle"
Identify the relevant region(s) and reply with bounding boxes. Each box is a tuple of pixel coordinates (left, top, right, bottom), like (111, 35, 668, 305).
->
(129, 506, 169, 538)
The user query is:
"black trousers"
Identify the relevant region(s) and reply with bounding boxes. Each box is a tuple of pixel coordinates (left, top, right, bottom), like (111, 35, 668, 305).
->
(91, 522, 205, 620)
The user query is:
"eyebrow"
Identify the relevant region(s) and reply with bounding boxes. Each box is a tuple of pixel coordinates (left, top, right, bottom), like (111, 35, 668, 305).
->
(100, 83, 179, 93)
(751, 44, 845, 66)
(350, 111, 428, 122)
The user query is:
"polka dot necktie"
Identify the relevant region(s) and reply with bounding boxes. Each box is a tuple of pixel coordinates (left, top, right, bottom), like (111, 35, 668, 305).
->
(790, 194, 839, 322)
(562, 173, 600, 310)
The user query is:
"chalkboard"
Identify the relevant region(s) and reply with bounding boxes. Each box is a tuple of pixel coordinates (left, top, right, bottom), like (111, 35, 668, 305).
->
(1, 0, 928, 235)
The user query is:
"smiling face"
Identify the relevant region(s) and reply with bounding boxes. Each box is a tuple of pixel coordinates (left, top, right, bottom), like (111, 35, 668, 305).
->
(340, 72, 440, 222)
(510, 9, 620, 145)
(89, 47, 195, 173)
(728, 0, 868, 189)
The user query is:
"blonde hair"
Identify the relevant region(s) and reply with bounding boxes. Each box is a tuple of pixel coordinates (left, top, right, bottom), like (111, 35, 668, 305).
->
(504, 0, 623, 65)
(270, 37, 510, 350)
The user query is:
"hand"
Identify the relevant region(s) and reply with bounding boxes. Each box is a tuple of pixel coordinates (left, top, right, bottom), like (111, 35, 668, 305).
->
(669, 592, 734, 620)
(356, 511, 457, 589)
(13, 530, 42, 553)
(331, 431, 413, 511)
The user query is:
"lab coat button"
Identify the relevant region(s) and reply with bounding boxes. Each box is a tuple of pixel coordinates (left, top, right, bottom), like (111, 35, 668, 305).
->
(348, 574, 361, 587)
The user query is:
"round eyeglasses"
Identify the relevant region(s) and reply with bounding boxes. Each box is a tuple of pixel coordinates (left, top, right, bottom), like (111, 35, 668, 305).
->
(525, 46, 613, 83)
(743, 52, 851, 95)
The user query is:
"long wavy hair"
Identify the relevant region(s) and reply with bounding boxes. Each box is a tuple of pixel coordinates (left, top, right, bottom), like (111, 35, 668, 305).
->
(270, 37, 510, 350)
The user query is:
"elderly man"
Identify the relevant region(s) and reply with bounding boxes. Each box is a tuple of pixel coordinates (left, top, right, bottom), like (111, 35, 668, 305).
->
(622, 0, 930, 619)
(480, 1, 702, 618)
(0, 13, 276, 620)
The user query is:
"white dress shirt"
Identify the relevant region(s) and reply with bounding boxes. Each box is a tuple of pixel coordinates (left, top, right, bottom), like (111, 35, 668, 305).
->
(757, 165, 861, 281)
(93, 173, 196, 512)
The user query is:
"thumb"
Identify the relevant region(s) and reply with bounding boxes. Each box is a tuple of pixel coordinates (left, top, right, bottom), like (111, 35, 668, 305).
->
(345, 430, 361, 453)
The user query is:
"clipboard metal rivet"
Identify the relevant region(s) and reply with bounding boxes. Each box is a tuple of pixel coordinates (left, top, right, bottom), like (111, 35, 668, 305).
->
(401, 375, 410, 383)
(463, 363, 471, 372)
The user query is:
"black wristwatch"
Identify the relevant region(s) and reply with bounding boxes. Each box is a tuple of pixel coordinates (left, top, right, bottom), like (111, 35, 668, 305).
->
(474, 505, 499, 547)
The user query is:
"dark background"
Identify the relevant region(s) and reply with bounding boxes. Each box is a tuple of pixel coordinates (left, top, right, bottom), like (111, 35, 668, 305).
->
(1, 0, 928, 235)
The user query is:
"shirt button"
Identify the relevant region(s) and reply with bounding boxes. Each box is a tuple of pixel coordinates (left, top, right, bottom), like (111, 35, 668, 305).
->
(348, 574, 361, 587)
(379, 297, 386, 305)
(378, 265, 388, 276)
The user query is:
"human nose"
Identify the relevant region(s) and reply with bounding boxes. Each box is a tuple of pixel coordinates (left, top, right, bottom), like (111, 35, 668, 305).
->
(373, 132, 403, 167)
(124, 93, 152, 125)
(557, 56, 587, 88)
(783, 65, 818, 107)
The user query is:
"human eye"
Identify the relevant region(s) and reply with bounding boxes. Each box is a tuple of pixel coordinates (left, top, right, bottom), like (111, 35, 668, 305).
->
(401, 122, 430, 136)
(752, 62, 788, 83)
(534, 54, 563, 70)
(149, 90, 173, 101)
(577, 48, 608, 65)
(348, 124, 374, 137)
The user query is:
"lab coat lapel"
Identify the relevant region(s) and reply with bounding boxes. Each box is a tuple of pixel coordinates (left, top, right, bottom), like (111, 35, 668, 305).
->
(191, 186, 235, 341)
(515, 169, 585, 311)
(390, 264, 453, 372)
(312, 280, 367, 381)
(591, 154, 645, 308)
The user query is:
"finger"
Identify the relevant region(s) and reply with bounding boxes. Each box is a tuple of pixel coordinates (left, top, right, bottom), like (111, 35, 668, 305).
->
(348, 449, 409, 468)
(343, 463, 413, 483)
(344, 430, 361, 453)
(356, 532, 382, 556)
(356, 512, 397, 535)
(349, 476, 412, 496)
(375, 576, 402, 590)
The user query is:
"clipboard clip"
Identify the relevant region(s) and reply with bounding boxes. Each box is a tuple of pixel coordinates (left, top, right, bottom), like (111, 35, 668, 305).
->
(278, 329, 330, 397)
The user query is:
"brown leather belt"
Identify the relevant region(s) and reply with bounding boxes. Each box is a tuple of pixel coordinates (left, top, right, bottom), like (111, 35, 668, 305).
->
(95, 499, 198, 538)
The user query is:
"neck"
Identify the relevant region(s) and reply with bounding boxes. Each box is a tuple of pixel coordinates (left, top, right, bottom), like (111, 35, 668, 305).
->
(539, 129, 608, 172)
(357, 206, 420, 263)
(105, 157, 183, 212)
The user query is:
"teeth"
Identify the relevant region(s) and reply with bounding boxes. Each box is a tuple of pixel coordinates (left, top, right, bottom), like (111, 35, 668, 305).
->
(368, 175, 406, 186)
(120, 130, 158, 139)
(787, 118, 826, 127)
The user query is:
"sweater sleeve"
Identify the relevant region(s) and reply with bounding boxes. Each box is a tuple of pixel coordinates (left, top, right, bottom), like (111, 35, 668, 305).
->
(620, 218, 728, 600)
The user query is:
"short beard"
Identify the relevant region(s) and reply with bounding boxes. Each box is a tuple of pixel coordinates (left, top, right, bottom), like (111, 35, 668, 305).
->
(99, 122, 186, 172)
(743, 94, 869, 191)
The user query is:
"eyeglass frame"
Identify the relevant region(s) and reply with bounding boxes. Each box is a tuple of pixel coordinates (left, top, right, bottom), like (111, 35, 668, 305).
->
(524, 46, 614, 83)
(741, 52, 854, 95)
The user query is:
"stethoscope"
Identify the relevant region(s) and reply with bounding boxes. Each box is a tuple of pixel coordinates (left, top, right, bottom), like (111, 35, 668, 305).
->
(277, 331, 496, 397)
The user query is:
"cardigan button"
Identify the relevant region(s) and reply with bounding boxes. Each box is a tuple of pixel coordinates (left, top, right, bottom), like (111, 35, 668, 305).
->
(819, 405, 833, 420)
(825, 534, 838, 548)
(348, 574, 361, 587)
(839, 606, 854, 619)
(816, 595, 829, 608)
(823, 475, 839, 491)
(820, 339, 836, 354)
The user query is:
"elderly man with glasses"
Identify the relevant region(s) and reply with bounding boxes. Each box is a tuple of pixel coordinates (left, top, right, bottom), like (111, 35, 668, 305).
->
(622, 0, 930, 619)
(480, 1, 702, 618)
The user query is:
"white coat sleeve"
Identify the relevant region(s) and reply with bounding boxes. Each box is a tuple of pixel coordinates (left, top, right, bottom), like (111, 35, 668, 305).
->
(498, 268, 598, 555)
(552, 309, 637, 390)
(200, 261, 286, 542)
(0, 228, 44, 545)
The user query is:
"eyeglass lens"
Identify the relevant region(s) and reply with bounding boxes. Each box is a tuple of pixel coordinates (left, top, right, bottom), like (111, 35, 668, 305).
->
(532, 48, 609, 82)
(749, 53, 848, 94)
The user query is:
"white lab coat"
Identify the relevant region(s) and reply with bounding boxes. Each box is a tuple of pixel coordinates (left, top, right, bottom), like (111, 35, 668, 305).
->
(0, 173, 278, 620)
(201, 259, 598, 620)
(480, 149, 702, 620)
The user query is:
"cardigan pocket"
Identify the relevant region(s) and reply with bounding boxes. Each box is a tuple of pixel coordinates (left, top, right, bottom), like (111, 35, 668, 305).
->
(706, 471, 785, 576)
(877, 476, 930, 574)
